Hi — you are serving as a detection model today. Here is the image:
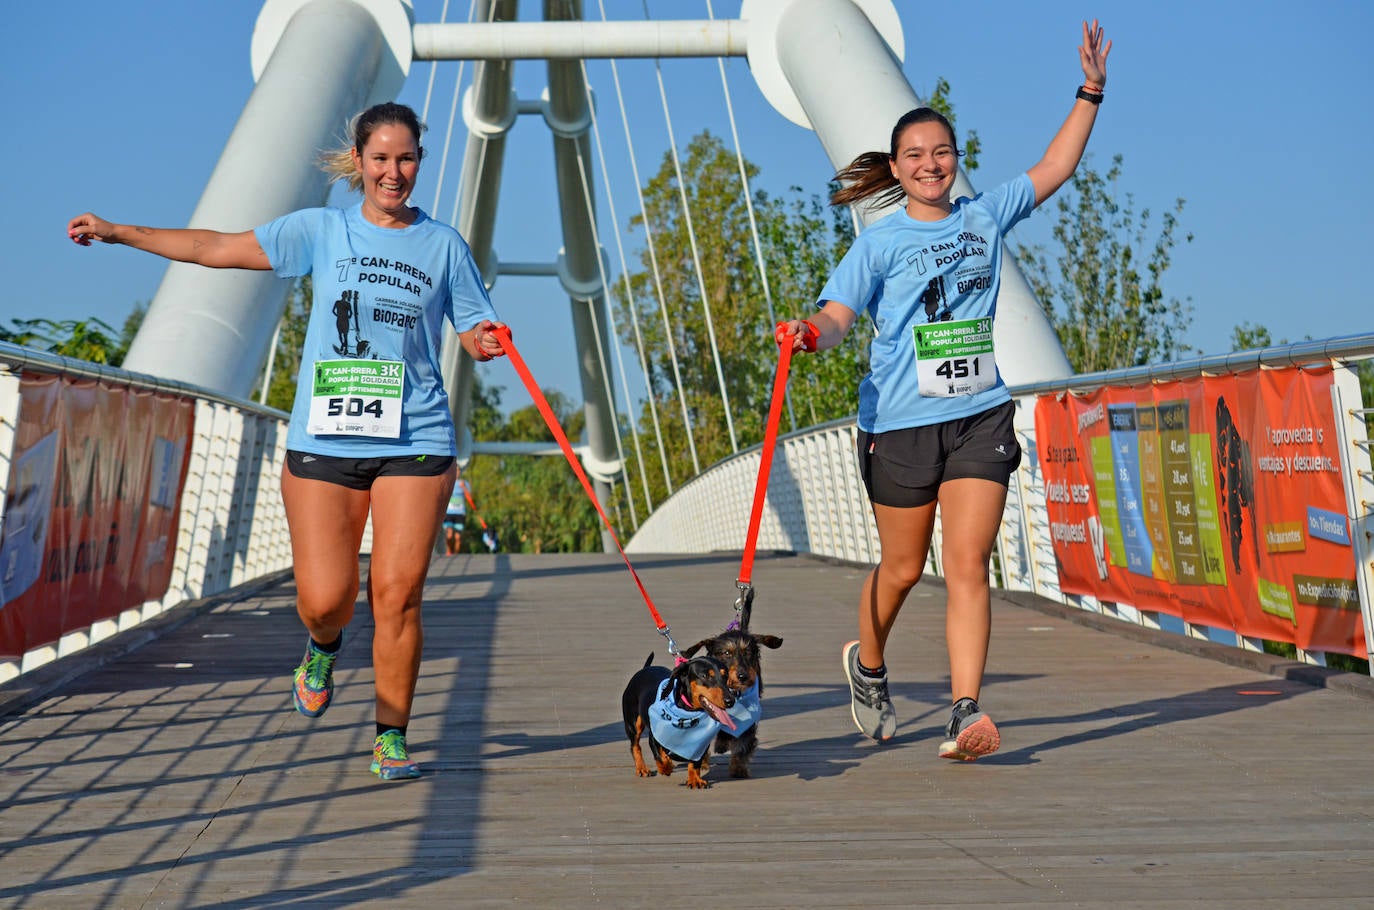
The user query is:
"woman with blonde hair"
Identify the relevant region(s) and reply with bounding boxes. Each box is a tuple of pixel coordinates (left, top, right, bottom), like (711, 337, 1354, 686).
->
(69, 101, 507, 780)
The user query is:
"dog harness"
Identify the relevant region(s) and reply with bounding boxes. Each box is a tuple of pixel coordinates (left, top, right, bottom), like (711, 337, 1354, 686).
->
(725, 680, 762, 733)
(648, 678, 722, 761)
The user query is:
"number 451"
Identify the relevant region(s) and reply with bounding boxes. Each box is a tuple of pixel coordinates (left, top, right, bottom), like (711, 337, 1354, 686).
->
(935, 357, 982, 379)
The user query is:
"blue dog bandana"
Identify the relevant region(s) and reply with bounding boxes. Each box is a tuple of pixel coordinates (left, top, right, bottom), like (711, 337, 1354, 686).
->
(725, 680, 762, 733)
(648, 678, 723, 761)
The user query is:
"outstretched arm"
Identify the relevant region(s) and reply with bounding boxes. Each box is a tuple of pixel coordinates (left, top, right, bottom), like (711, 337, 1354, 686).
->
(1026, 19, 1112, 207)
(67, 213, 272, 270)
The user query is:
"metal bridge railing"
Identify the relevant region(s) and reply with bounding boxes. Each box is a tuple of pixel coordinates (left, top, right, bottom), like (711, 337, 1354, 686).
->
(628, 334, 1374, 671)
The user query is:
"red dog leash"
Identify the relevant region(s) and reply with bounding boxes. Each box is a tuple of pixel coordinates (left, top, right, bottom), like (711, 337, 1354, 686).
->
(489, 325, 683, 659)
(730, 320, 820, 629)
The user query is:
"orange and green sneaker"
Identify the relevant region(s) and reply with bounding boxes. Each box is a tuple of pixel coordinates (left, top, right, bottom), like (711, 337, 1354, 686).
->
(291, 638, 340, 718)
(371, 729, 421, 780)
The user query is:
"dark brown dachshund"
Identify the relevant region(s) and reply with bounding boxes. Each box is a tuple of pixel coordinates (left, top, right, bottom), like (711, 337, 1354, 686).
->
(681, 629, 783, 778)
(622, 654, 736, 789)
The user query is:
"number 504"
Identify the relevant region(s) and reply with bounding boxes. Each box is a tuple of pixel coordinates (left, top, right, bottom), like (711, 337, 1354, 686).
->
(327, 397, 384, 418)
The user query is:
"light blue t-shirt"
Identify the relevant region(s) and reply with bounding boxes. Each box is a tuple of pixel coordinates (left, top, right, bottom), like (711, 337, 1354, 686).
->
(818, 173, 1036, 433)
(255, 203, 498, 457)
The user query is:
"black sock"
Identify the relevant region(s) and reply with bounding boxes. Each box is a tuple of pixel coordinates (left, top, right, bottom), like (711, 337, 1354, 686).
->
(857, 660, 886, 679)
(377, 723, 407, 739)
(311, 634, 342, 654)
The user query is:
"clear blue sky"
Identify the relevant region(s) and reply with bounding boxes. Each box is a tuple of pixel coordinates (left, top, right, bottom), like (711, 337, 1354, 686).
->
(7, 0, 1372, 408)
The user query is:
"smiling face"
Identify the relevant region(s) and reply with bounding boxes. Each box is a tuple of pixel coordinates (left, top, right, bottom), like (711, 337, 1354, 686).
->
(351, 122, 421, 227)
(888, 118, 960, 221)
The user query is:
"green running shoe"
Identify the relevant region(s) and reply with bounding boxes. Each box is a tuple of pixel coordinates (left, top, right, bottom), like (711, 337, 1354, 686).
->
(292, 637, 340, 718)
(371, 729, 421, 780)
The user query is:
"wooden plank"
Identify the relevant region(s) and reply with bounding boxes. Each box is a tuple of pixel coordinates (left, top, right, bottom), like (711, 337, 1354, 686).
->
(1, 552, 1372, 908)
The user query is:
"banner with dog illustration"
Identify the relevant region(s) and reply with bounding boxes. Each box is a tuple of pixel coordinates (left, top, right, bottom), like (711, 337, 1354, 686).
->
(0, 374, 194, 659)
(1033, 365, 1363, 656)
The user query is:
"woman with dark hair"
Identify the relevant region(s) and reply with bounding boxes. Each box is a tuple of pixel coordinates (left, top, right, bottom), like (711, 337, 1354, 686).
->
(68, 101, 507, 780)
(779, 21, 1111, 761)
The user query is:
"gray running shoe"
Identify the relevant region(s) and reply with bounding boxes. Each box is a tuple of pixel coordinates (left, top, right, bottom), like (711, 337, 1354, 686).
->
(938, 697, 1000, 761)
(842, 640, 896, 741)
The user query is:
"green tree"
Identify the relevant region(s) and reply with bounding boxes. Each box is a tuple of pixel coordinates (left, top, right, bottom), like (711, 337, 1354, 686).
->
(611, 131, 863, 511)
(1016, 154, 1194, 373)
(459, 386, 603, 553)
(0, 317, 126, 364)
(925, 76, 981, 172)
(252, 277, 313, 411)
(116, 302, 146, 364)
(1230, 321, 1275, 351)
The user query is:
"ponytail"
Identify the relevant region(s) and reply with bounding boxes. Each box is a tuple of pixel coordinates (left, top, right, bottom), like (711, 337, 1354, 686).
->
(830, 107, 960, 211)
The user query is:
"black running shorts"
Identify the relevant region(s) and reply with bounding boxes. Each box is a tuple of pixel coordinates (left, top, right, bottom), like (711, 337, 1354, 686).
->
(286, 450, 456, 491)
(857, 400, 1022, 508)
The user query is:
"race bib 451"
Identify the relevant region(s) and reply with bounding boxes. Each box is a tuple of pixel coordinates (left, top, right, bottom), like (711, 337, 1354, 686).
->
(913, 317, 995, 397)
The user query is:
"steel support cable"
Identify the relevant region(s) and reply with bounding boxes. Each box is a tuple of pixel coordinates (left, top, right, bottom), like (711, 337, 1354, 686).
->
(644, 12, 740, 453)
(582, 11, 672, 498)
(578, 58, 659, 516)
(703, 0, 796, 432)
(597, 0, 699, 477)
(563, 116, 642, 528)
(416, 0, 453, 128)
(446, 0, 500, 226)
(592, 119, 673, 501)
(425, 0, 479, 217)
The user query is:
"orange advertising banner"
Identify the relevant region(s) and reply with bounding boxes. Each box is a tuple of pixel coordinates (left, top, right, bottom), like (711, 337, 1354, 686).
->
(0, 374, 195, 659)
(1033, 365, 1364, 656)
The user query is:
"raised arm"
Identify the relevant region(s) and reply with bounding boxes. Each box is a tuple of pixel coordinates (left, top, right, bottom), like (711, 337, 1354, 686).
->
(1025, 19, 1112, 207)
(66, 213, 272, 270)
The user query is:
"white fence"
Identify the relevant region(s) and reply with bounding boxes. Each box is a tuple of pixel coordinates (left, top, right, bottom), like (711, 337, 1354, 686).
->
(0, 344, 297, 683)
(4, 335, 1371, 682)
(628, 335, 1374, 670)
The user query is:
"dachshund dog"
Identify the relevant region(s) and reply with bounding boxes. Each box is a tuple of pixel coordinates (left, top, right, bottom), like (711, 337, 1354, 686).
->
(681, 628, 783, 778)
(622, 654, 736, 789)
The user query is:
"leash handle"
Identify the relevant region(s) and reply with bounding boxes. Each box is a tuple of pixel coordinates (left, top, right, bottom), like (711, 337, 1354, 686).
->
(490, 326, 675, 646)
(737, 322, 816, 586)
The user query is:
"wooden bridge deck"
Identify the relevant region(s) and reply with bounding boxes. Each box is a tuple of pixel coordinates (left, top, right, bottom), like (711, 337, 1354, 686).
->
(2, 551, 1372, 909)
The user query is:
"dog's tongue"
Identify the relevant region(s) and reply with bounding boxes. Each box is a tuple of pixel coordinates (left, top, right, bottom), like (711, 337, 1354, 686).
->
(705, 700, 737, 731)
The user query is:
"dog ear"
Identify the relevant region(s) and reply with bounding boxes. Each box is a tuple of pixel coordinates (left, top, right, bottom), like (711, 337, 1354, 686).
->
(681, 640, 708, 658)
(754, 634, 783, 649)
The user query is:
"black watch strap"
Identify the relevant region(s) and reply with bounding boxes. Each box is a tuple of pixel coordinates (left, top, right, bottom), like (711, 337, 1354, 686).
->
(1076, 86, 1104, 104)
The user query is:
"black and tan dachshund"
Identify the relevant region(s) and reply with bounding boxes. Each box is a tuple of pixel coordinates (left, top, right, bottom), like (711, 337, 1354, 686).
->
(622, 654, 736, 789)
(681, 628, 783, 779)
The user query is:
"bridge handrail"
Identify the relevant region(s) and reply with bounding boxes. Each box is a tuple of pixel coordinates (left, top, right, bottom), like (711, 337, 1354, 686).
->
(0, 342, 300, 683)
(1009, 332, 1374, 395)
(627, 334, 1374, 670)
